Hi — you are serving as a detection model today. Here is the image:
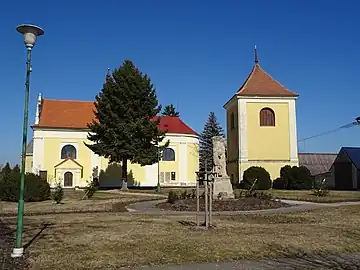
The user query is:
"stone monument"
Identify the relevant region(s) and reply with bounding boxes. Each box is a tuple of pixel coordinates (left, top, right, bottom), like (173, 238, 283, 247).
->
(212, 136, 234, 199)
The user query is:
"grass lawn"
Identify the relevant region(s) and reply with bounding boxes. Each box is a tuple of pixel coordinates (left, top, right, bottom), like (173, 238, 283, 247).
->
(3, 205, 360, 269)
(0, 190, 164, 216)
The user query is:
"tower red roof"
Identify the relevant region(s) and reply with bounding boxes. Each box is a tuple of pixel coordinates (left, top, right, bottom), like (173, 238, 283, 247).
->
(236, 63, 298, 97)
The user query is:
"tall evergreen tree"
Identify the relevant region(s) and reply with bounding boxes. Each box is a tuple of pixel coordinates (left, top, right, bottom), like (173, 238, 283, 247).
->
(162, 104, 180, 117)
(199, 112, 224, 170)
(85, 60, 169, 189)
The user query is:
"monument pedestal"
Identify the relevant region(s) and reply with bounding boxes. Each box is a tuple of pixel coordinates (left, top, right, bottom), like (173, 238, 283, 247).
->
(213, 177, 234, 199)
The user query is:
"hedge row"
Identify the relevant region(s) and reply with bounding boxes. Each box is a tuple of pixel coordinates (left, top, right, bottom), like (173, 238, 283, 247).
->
(0, 164, 50, 202)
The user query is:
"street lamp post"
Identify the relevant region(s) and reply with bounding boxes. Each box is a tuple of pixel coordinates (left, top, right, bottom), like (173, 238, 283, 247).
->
(11, 24, 44, 258)
(156, 140, 161, 193)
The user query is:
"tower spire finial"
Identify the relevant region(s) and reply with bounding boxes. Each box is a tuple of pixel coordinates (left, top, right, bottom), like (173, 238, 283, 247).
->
(254, 45, 258, 64)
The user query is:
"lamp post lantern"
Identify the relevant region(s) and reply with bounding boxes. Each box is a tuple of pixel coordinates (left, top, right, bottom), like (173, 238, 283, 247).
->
(355, 116, 360, 125)
(11, 24, 44, 258)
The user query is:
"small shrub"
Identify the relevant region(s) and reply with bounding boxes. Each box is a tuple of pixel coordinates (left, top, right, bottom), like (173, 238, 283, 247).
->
(83, 180, 98, 199)
(52, 182, 64, 204)
(312, 179, 329, 197)
(167, 191, 179, 204)
(253, 191, 273, 200)
(241, 166, 272, 190)
(237, 189, 273, 200)
(179, 189, 194, 200)
(234, 189, 243, 199)
(278, 165, 313, 190)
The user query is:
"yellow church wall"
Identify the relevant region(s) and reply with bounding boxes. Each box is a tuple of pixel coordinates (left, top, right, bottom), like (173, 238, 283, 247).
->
(99, 156, 145, 186)
(43, 137, 92, 186)
(34, 129, 199, 187)
(187, 143, 199, 183)
(225, 100, 239, 184)
(246, 102, 290, 161)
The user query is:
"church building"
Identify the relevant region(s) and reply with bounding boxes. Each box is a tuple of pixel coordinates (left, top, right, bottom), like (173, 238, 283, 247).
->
(25, 94, 199, 188)
(224, 49, 299, 183)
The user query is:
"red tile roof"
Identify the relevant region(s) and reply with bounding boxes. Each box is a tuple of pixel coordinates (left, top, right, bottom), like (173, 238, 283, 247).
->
(236, 63, 298, 97)
(32, 99, 198, 135)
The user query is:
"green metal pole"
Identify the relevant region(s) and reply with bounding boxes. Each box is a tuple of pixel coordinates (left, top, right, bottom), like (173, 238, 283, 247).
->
(12, 47, 32, 257)
(156, 141, 161, 193)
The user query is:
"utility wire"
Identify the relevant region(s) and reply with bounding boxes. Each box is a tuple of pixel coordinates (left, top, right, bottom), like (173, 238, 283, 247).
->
(297, 121, 359, 143)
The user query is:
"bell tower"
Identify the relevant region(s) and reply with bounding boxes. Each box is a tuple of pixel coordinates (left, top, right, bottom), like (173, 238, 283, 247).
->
(224, 47, 299, 183)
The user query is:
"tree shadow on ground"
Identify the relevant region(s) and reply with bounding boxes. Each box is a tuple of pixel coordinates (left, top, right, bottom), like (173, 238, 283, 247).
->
(98, 163, 139, 188)
(261, 244, 360, 269)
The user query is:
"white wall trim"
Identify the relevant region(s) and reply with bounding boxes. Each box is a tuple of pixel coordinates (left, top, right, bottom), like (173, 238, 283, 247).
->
(145, 163, 158, 186)
(223, 94, 237, 110)
(242, 98, 294, 104)
(244, 160, 299, 164)
(32, 136, 44, 174)
(238, 96, 298, 101)
(288, 99, 299, 163)
(238, 98, 248, 162)
(238, 98, 248, 181)
(33, 130, 199, 144)
(90, 152, 101, 179)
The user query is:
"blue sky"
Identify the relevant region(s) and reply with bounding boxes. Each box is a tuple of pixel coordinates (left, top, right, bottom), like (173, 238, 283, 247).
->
(1, 0, 360, 165)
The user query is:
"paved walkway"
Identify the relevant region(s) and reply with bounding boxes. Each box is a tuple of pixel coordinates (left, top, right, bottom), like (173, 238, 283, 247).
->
(125, 198, 360, 216)
(134, 252, 360, 269)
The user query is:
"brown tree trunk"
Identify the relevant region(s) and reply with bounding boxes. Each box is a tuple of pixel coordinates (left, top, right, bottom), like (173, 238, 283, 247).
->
(121, 157, 128, 190)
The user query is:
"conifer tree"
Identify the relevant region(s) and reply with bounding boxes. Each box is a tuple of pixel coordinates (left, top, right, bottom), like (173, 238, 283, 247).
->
(199, 112, 224, 170)
(162, 104, 180, 117)
(85, 60, 169, 189)
(12, 164, 20, 173)
(1, 162, 11, 176)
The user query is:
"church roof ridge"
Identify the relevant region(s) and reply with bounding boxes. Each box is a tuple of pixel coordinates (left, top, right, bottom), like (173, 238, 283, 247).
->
(32, 99, 198, 136)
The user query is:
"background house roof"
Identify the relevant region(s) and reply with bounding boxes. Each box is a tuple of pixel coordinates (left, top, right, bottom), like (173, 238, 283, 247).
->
(339, 147, 360, 169)
(298, 152, 337, 175)
(32, 99, 198, 135)
(236, 63, 298, 97)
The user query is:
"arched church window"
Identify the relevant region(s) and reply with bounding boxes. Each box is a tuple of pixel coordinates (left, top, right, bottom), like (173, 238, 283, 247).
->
(230, 112, 235, 129)
(260, 108, 275, 126)
(61, 145, 77, 159)
(162, 148, 175, 161)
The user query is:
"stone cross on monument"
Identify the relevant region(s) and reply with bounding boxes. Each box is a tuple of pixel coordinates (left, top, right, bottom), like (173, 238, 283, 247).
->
(212, 136, 234, 199)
